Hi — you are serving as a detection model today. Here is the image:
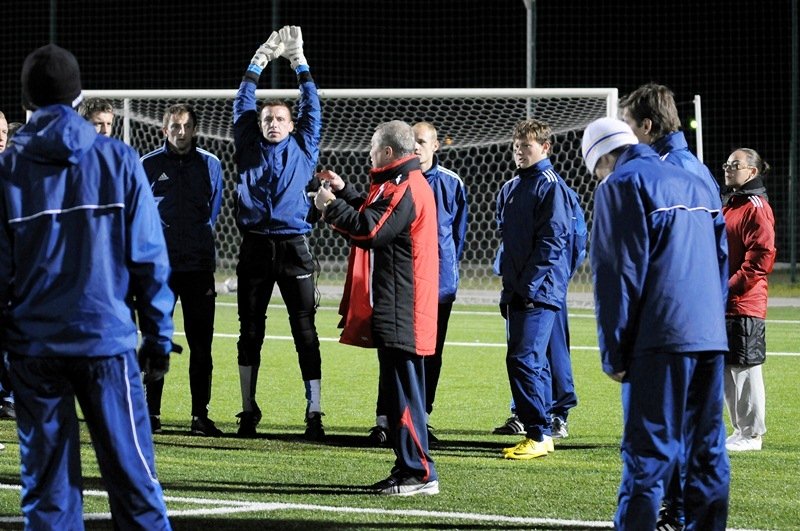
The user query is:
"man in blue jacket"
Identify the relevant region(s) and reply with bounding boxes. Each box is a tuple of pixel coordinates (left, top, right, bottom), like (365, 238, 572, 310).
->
(0, 44, 175, 530)
(621, 82, 723, 530)
(233, 26, 325, 440)
(141, 103, 224, 437)
(496, 119, 575, 460)
(582, 117, 729, 531)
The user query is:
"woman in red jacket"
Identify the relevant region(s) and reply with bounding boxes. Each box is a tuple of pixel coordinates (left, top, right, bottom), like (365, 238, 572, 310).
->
(721, 148, 776, 452)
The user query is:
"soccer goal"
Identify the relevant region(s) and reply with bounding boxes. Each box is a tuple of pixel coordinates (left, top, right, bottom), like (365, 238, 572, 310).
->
(83, 88, 617, 305)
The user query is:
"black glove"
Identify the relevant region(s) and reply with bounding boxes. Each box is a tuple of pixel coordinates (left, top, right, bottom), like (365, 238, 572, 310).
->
(138, 341, 183, 384)
(499, 302, 508, 320)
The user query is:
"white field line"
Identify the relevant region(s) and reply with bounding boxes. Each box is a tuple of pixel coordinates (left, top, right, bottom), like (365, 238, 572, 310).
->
(0, 483, 768, 530)
(194, 330, 800, 358)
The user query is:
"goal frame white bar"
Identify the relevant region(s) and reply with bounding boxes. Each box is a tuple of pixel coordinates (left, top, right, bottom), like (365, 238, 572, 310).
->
(83, 88, 618, 145)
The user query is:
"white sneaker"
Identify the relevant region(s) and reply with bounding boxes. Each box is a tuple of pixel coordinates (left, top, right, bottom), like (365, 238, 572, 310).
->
(0, 442, 5, 451)
(726, 435, 762, 452)
(725, 431, 741, 445)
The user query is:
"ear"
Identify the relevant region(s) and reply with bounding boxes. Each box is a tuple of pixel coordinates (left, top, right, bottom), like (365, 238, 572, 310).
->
(288, 120, 295, 133)
(433, 139, 441, 152)
(642, 118, 653, 135)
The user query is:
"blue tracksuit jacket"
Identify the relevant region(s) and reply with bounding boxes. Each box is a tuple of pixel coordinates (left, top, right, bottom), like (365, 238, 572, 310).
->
(590, 143, 729, 375)
(232, 75, 321, 235)
(653, 130, 721, 198)
(0, 105, 175, 356)
(496, 158, 573, 308)
(140, 140, 223, 272)
(424, 156, 468, 303)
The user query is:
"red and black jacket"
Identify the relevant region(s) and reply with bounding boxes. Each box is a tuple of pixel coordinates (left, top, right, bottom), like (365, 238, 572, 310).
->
(324, 155, 439, 356)
(722, 177, 776, 319)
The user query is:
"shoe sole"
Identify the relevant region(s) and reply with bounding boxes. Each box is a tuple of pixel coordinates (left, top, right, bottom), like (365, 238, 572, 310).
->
(503, 450, 549, 460)
(378, 481, 440, 496)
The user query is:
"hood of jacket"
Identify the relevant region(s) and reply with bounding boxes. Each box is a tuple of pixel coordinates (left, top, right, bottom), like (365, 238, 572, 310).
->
(10, 104, 97, 165)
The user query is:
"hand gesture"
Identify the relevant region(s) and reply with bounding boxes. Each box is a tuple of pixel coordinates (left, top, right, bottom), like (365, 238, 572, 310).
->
(315, 169, 345, 192)
(249, 31, 285, 77)
(278, 25, 308, 70)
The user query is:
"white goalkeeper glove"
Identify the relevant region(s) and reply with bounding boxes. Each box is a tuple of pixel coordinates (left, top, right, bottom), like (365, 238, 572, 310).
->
(278, 25, 308, 71)
(248, 31, 285, 78)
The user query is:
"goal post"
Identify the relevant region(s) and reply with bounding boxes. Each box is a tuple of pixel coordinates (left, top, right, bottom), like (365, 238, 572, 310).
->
(83, 87, 618, 306)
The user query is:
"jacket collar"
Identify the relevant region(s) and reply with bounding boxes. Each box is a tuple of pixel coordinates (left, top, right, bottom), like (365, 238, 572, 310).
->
(516, 157, 554, 178)
(722, 176, 768, 204)
(370, 155, 421, 184)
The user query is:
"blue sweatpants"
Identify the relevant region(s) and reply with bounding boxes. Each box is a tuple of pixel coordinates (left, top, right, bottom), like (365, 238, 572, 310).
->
(9, 350, 171, 531)
(506, 303, 555, 441)
(615, 352, 729, 531)
(377, 347, 437, 482)
(547, 298, 577, 420)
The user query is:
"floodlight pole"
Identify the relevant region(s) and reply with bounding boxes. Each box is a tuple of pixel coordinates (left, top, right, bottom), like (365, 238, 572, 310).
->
(790, 0, 798, 282)
(523, 0, 536, 116)
(693, 95, 704, 163)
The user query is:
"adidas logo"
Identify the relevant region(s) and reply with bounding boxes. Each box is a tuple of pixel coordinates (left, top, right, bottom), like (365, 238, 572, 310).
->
(158, 173, 170, 182)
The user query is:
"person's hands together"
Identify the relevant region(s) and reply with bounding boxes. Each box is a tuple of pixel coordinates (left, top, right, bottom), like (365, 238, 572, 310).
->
(279, 25, 307, 70)
(248, 31, 285, 77)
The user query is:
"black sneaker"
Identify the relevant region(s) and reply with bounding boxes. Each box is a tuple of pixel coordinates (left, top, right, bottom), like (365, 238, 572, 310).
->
(492, 415, 525, 435)
(656, 502, 685, 531)
(368, 425, 390, 446)
(191, 416, 224, 437)
(551, 416, 569, 438)
(236, 408, 262, 438)
(0, 402, 16, 420)
(304, 411, 325, 441)
(370, 470, 439, 496)
(150, 415, 162, 434)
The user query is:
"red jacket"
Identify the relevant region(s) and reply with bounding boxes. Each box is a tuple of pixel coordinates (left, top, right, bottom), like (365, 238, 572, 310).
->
(325, 155, 439, 356)
(722, 178, 776, 318)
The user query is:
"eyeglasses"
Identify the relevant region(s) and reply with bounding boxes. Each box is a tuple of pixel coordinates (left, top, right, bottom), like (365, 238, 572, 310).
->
(722, 161, 754, 172)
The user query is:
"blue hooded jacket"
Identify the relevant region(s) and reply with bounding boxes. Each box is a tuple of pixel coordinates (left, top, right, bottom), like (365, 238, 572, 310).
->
(0, 105, 175, 357)
(590, 143, 728, 375)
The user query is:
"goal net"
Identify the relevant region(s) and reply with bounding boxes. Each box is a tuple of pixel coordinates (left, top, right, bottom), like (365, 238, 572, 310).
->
(83, 88, 617, 305)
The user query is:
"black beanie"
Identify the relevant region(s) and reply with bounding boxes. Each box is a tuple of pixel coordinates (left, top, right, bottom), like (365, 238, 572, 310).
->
(21, 44, 83, 110)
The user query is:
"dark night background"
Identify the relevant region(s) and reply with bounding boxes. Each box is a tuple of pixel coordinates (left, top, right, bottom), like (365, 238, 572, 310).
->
(2, 0, 797, 263)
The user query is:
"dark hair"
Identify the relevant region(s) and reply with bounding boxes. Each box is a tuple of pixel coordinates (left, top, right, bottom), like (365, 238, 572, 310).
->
(162, 103, 198, 129)
(79, 97, 114, 119)
(736, 147, 771, 176)
(619, 82, 681, 139)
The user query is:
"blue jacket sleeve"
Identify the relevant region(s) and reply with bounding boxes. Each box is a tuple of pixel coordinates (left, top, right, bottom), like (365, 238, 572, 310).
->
(294, 79, 322, 162)
(453, 179, 468, 261)
(209, 156, 224, 226)
(233, 79, 262, 170)
(590, 175, 648, 375)
(126, 157, 175, 353)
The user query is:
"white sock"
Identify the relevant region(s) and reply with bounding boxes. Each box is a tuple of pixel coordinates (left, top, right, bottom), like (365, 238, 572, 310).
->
(305, 379, 321, 413)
